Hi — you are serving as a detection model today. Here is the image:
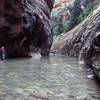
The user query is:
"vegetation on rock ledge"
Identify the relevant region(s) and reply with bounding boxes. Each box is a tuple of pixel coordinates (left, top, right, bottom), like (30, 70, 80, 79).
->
(51, 0, 99, 40)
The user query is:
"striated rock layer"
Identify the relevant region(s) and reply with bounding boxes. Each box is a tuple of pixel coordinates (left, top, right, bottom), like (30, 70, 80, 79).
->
(0, 0, 54, 57)
(51, 5, 100, 79)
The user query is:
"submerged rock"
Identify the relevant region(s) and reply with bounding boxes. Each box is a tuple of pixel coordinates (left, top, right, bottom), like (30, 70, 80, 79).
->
(0, 0, 54, 57)
(15, 87, 55, 100)
(75, 95, 90, 100)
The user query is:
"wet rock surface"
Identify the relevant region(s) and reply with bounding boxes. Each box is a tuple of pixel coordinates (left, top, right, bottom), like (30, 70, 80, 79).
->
(0, 0, 54, 57)
(92, 56, 100, 80)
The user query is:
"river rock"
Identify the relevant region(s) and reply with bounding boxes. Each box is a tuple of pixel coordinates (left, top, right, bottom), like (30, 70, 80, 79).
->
(0, 0, 54, 57)
(20, 87, 55, 100)
(75, 95, 90, 100)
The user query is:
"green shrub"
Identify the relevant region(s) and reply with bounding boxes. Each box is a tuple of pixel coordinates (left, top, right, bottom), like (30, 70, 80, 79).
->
(64, 0, 82, 32)
(53, 33, 65, 41)
(58, 16, 64, 34)
(52, 0, 99, 41)
(78, 2, 98, 23)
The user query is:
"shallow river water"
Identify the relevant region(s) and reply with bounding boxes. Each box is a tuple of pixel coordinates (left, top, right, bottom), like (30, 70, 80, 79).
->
(0, 54, 100, 100)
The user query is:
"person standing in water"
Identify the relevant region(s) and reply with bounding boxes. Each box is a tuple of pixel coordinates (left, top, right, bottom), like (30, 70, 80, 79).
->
(0, 47, 5, 63)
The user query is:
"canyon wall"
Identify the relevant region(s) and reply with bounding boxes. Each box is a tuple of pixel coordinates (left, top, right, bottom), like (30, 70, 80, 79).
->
(51, 5, 100, 79)
(0, 0, 54, 57)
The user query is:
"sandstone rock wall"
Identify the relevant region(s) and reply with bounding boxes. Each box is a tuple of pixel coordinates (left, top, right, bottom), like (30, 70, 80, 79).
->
(51, 5, 100, 79)
(51, 5, 100, 57)
(0, 0, 54, 57)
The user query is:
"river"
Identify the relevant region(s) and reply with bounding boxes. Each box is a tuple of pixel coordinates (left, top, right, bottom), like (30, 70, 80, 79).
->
(0, 54, 100, 100)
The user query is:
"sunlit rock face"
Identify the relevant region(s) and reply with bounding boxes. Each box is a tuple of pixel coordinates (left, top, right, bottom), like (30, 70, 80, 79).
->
(0, 0, 54, 57)
(51, 5, 100, 57)
(51, 5, 100, 80)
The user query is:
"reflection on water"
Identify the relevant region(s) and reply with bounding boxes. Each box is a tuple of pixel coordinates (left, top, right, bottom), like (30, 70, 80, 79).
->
(0, 54, 100, 100)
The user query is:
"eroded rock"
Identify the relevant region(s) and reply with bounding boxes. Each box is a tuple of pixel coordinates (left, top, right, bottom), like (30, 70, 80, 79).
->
(0, 0, 54, 57)
(51, 5, 100, 79)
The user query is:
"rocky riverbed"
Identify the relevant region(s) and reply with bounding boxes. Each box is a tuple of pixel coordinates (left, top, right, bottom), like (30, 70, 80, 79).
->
(0, 54, 100, 100)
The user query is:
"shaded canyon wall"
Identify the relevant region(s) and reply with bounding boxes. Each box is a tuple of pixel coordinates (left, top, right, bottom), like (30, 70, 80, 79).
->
(0, 0, 54, 57)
